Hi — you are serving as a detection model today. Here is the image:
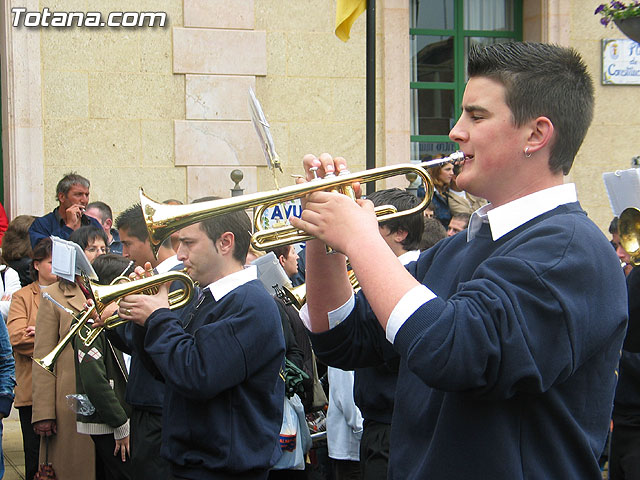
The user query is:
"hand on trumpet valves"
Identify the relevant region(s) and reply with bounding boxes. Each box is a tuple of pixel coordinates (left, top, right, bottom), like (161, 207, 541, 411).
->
(118, 282, 170, 326)
(81, 299, 105, 329)
(289, 153, 376, 256)
(129, 261, 155, 281)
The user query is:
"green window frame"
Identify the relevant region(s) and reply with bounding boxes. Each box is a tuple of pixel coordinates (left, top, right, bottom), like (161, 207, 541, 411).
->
(410, 0, 522, 159)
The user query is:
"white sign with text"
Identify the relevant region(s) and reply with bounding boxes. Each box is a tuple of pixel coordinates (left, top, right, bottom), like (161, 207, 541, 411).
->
(603, 38, 640, 85)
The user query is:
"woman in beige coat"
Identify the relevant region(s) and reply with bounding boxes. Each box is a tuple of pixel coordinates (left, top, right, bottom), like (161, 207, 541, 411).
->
(32, 275, 95, 480)
(7, 239, 59, 480)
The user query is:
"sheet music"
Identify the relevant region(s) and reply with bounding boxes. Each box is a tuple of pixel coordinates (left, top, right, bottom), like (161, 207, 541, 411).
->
(51, 236, 98, 281)
(602, 168, 640, 216)
(251, 252, 291, 295)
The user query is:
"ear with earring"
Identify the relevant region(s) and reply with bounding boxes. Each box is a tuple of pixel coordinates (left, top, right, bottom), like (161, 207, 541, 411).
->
(524, 147, 532, 158)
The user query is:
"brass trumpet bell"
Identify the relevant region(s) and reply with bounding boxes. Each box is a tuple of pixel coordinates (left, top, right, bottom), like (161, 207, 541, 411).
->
(281, 283, 306, 310)
(620, 206, 640, 266)
(140, 152, 465, 256)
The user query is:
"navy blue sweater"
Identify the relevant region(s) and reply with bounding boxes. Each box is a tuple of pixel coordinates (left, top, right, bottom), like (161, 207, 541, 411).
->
(28, 208, 102, 248)
(144, 279, 285, 479)
(613, 267, 640, 426)
(311, 203, 628, 479)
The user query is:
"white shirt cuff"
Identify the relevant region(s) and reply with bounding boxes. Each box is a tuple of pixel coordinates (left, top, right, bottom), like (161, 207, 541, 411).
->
(385, 285, 436, 343)
(299, 294, 356, 331)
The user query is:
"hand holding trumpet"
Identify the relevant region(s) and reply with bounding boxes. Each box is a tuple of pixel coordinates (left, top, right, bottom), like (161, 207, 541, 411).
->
(289, 153, 378, 257)
(118, 262, 170, 326)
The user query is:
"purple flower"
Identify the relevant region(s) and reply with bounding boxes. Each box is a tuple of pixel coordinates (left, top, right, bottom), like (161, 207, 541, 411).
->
(595, 4, 605, 13)
(601, 17, 611, 25)
(611, 1, 627, 9)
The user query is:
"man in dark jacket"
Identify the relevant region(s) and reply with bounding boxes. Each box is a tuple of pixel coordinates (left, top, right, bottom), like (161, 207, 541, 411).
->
(118, 204, 285, 479)
(28, 172, 102, 248)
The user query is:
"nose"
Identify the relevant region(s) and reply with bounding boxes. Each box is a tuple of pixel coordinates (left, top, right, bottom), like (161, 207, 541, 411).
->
(449, 116, 467, 144)
(617, 245, 628, 261)
(177, 244, 187, 262)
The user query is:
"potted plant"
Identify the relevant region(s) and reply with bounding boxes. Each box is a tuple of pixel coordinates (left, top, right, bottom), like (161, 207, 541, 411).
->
(596, 1, 640, 42)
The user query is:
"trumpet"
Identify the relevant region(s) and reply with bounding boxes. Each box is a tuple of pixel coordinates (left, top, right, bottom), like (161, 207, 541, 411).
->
(619, 206, 640, 266)
(78, 272, 194, 347)
(33, 270, 196, 375)
(141, 152, 465, 255)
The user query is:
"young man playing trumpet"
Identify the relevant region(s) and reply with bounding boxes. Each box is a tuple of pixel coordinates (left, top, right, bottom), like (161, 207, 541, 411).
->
(117, 206, 286, 479)
(290, 42, 628, 479)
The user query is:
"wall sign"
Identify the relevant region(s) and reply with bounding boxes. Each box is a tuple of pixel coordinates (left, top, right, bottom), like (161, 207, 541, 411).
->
(603, 39, 640, 85)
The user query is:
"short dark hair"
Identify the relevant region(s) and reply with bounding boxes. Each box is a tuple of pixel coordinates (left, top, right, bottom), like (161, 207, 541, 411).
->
(468, 42, 594, 175)
(2, 215, 36, 261)
(268, 245, 293, 261)
(609, 217, 619, 235)
(366, 188, 424, 251)
(86, 201, 113, 222)
(420, 218, 447, 251)
(91, 254, 134, 285)
(115, 204, 148, 241)
(29, 237, 53, 281)
(192, 197, 251, 264)
(115, 203, 173, 249)
(69, 226, 108, 251)
(56, 172, 90, 198)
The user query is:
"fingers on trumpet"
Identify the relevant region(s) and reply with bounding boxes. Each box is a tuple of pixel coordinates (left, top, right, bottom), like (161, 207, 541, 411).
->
(302, 153, 348, 181)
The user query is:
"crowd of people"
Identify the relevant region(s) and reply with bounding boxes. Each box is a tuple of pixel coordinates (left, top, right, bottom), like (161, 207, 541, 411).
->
(0, 41, 634, 480)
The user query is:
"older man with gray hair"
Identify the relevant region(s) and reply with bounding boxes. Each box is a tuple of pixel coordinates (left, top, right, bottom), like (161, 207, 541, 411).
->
(28, 172, 102, 248)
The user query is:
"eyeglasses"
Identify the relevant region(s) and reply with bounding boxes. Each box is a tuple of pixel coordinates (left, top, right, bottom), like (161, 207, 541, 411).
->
(85, 246, 107, 255)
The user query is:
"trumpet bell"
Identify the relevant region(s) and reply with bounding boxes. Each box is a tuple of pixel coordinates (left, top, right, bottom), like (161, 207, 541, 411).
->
(620, 207, 640, 266)
(281, 283, 306, 310)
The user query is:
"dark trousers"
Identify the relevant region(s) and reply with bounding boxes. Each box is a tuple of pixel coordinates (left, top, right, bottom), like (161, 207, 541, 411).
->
(359, 420, 390, 480)
(331, 459, 361, 480)
(170, 472, 268, 480)
(131, 408, 170, 480)
(18, 406, 39, 480)
(92, 434, 132, 480)
(610, 423, 640, 480)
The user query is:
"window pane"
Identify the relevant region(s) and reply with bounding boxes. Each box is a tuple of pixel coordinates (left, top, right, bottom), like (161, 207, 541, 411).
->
(411, 36, 454, 83)
(464, 0, 514, 30)
(411, 0, 454, 29)
(463, 37, 514, 80)
(411, 89, 455, 136)
(411, 142, 458, 162)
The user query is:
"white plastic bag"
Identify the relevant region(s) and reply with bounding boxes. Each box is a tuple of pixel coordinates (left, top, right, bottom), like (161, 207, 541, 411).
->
(273, 394, 311, 470)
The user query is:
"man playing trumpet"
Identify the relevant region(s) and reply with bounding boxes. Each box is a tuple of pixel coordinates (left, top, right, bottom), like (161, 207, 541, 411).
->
(116, 204, 286, 479)
(290, 42, 628, 479)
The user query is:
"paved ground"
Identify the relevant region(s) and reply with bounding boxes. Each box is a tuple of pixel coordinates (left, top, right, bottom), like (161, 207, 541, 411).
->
(3, 407, 25, 480)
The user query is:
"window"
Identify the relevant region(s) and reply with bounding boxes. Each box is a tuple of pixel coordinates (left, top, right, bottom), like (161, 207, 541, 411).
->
(410, 0, 522, 160)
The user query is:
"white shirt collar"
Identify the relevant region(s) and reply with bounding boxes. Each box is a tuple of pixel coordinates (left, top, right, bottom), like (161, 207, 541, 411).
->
(205, 265, 258, 302)
(398, 249, 420, 266)
(155, 255, 181, 274)
(466, 183, 578, 242)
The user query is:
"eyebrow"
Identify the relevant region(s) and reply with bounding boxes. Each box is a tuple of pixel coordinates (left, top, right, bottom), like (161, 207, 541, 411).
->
(462, 104, 490, 114)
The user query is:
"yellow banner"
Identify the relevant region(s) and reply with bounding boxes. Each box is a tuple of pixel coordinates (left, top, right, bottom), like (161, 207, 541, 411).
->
(335, 0, 366, 42)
